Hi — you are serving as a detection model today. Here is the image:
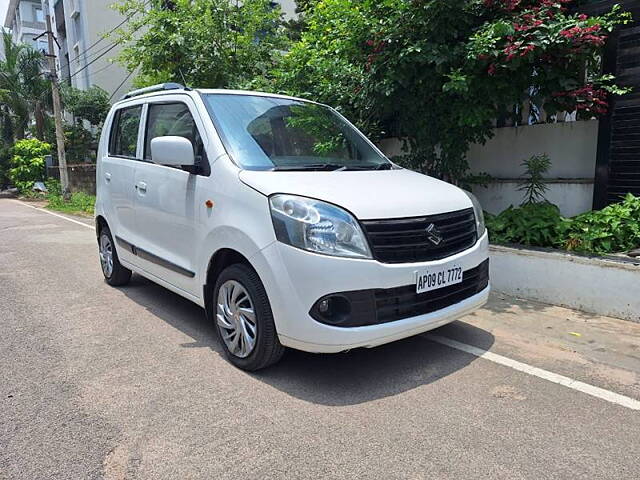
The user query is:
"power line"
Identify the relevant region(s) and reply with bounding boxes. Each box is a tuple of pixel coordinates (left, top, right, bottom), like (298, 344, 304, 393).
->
(58, 39, 119, 74)
(56, 0, 151, 74)
(81, 60, 116, 79)
(65, 2, 155, 86)
(67, 42, 118, 81)
(109, 69, 135, 101)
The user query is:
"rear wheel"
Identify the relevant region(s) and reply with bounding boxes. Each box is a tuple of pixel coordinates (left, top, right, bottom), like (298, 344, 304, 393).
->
(99, 226, 131, 286)
(213, 264, 284, 370)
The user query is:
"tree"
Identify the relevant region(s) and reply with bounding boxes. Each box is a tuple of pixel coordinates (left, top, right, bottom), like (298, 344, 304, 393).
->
(0, 33, 51, 140)
(281, 0, 319, 42)
(273, 0, 381, 136)
(274, 0, 630, 181)
(114, 0, 288, 88)
(61, 85, 111, 127)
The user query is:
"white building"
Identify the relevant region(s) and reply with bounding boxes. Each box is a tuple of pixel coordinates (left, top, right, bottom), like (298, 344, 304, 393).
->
(3, 0, 48, 52)
(44, 0, 134, 100)
(2, 0, 133, 99)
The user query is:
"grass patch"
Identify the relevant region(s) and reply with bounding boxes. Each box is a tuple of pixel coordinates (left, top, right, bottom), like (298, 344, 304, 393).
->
(46, 191, 95, 215)
(43, 179, 95, 216)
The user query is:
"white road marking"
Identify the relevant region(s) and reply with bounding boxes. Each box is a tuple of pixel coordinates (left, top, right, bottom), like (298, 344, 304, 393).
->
(10, 198, 640, 411)
(425, 333, 640, 411)
(13, 200, 94, 230)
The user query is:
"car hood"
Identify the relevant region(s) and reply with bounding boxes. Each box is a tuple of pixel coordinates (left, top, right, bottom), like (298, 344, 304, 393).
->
(238, 168, 472, 220)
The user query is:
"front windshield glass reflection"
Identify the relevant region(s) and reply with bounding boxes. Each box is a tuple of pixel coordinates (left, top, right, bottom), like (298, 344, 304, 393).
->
(203, 94, 390, 171)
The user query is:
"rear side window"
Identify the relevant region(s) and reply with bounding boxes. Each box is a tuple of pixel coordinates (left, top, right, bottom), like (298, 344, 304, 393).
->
(109, 105, 142, 158)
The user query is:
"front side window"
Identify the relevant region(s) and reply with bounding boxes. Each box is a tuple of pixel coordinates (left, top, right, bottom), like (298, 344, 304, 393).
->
(203, 94, 390, 171)
(109, 105, 142, 158)
(144, 102, 208, 173)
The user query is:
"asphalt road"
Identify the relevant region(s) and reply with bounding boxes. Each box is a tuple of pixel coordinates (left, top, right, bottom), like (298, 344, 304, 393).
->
(1, 198, 640, 480)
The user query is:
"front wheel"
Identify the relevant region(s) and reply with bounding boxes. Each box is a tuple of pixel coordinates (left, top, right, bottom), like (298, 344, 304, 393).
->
(98, 226, 132, 286)
(213, 264, 284, 371)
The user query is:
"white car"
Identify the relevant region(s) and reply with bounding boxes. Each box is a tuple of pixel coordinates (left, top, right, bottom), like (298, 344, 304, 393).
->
(95, 83, 490, 370)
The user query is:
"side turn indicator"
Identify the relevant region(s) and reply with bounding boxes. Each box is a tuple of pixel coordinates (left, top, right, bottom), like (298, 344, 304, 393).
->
(205, 200, 214, 208)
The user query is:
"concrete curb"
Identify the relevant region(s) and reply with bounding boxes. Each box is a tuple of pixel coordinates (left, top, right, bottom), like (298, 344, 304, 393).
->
(489, 245, 640, 322)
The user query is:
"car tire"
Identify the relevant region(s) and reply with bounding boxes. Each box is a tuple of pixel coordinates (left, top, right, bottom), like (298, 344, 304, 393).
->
(98, 226, 132, 286)
(213, 264, 285, 371)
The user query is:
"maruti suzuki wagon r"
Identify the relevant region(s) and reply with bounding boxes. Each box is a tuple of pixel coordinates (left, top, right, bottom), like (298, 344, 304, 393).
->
(95, 83, 490, 370)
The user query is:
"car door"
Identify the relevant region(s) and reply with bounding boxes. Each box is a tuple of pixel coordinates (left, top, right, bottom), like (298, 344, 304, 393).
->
(100, 104, 144, 266)
(133, 98, 210, 295)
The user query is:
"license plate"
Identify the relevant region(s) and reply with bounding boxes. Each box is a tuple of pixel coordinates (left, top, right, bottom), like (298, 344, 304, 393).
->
(415, 263, 463, 294)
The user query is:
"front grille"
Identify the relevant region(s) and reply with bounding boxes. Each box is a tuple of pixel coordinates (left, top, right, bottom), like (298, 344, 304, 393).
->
(361, 208, 478, 263)
(309, 259, 489, 327)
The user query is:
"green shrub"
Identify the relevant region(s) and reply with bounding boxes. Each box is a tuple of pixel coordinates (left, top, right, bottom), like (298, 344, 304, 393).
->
(8, 139, 51, 192)
(486, 202, 565, 248)
(562, 193, 640, 255)
(487, 194, 640, 255)
(69, 192, 95, 214)
(0, 144, 11, 186)
(64, 123, 95, 163)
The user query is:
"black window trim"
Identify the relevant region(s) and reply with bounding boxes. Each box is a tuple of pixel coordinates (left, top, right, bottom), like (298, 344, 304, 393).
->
(108, 104, 143, 161)
(143, 100, 211, 177)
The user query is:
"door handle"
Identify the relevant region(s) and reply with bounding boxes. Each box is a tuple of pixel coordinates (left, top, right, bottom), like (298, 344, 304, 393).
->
(104, 172, 111, 182)
(136, 182, 147, 193)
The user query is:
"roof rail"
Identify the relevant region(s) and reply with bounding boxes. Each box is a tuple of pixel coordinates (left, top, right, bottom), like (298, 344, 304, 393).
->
(121, 82, 187, 100)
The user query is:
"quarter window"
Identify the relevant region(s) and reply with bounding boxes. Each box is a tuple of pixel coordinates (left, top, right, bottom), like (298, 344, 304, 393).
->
(109, 105, 142, 158)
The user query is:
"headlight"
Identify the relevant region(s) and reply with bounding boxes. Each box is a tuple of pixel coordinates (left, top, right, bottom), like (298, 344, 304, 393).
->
(464, 190, 486, 237)
(269, 194, 372, 259)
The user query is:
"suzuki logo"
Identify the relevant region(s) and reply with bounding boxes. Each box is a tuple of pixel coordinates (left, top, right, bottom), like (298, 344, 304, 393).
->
(425, 223, 443, 246)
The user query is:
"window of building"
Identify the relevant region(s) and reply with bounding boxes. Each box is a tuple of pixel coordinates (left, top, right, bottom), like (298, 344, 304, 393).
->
(73, 15, 82, 44)
(35, 7, 44, 23)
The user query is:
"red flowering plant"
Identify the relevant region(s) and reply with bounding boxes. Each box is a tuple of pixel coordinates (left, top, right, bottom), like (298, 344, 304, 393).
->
(275, 0, 631, 181)
(464, 1, 631, 119)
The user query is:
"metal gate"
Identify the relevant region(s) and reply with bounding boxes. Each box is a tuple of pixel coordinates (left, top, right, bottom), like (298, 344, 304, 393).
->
(589, 0, 640, 208)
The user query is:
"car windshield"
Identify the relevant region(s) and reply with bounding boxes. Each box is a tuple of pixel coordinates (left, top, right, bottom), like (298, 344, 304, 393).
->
(202, 94, 391, 171)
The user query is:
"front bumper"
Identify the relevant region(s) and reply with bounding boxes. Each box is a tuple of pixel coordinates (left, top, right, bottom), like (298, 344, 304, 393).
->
(251, 231, 490, 353)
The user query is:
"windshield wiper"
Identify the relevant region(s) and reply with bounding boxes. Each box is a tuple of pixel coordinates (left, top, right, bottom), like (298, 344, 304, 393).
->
(338, 163, 394, 171)
(272, 163, 346, 171)
(272, 162, 395, 172)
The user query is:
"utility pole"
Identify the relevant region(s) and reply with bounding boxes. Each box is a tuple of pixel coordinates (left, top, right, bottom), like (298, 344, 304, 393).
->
(42, 1, 69, 198)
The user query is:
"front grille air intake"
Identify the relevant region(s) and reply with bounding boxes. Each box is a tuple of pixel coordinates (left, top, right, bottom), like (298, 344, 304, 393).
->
(361, 208, 477, 263)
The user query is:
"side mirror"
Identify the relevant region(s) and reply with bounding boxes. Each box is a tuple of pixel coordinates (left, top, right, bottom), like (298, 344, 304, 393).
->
(150, 136, 195, 167)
